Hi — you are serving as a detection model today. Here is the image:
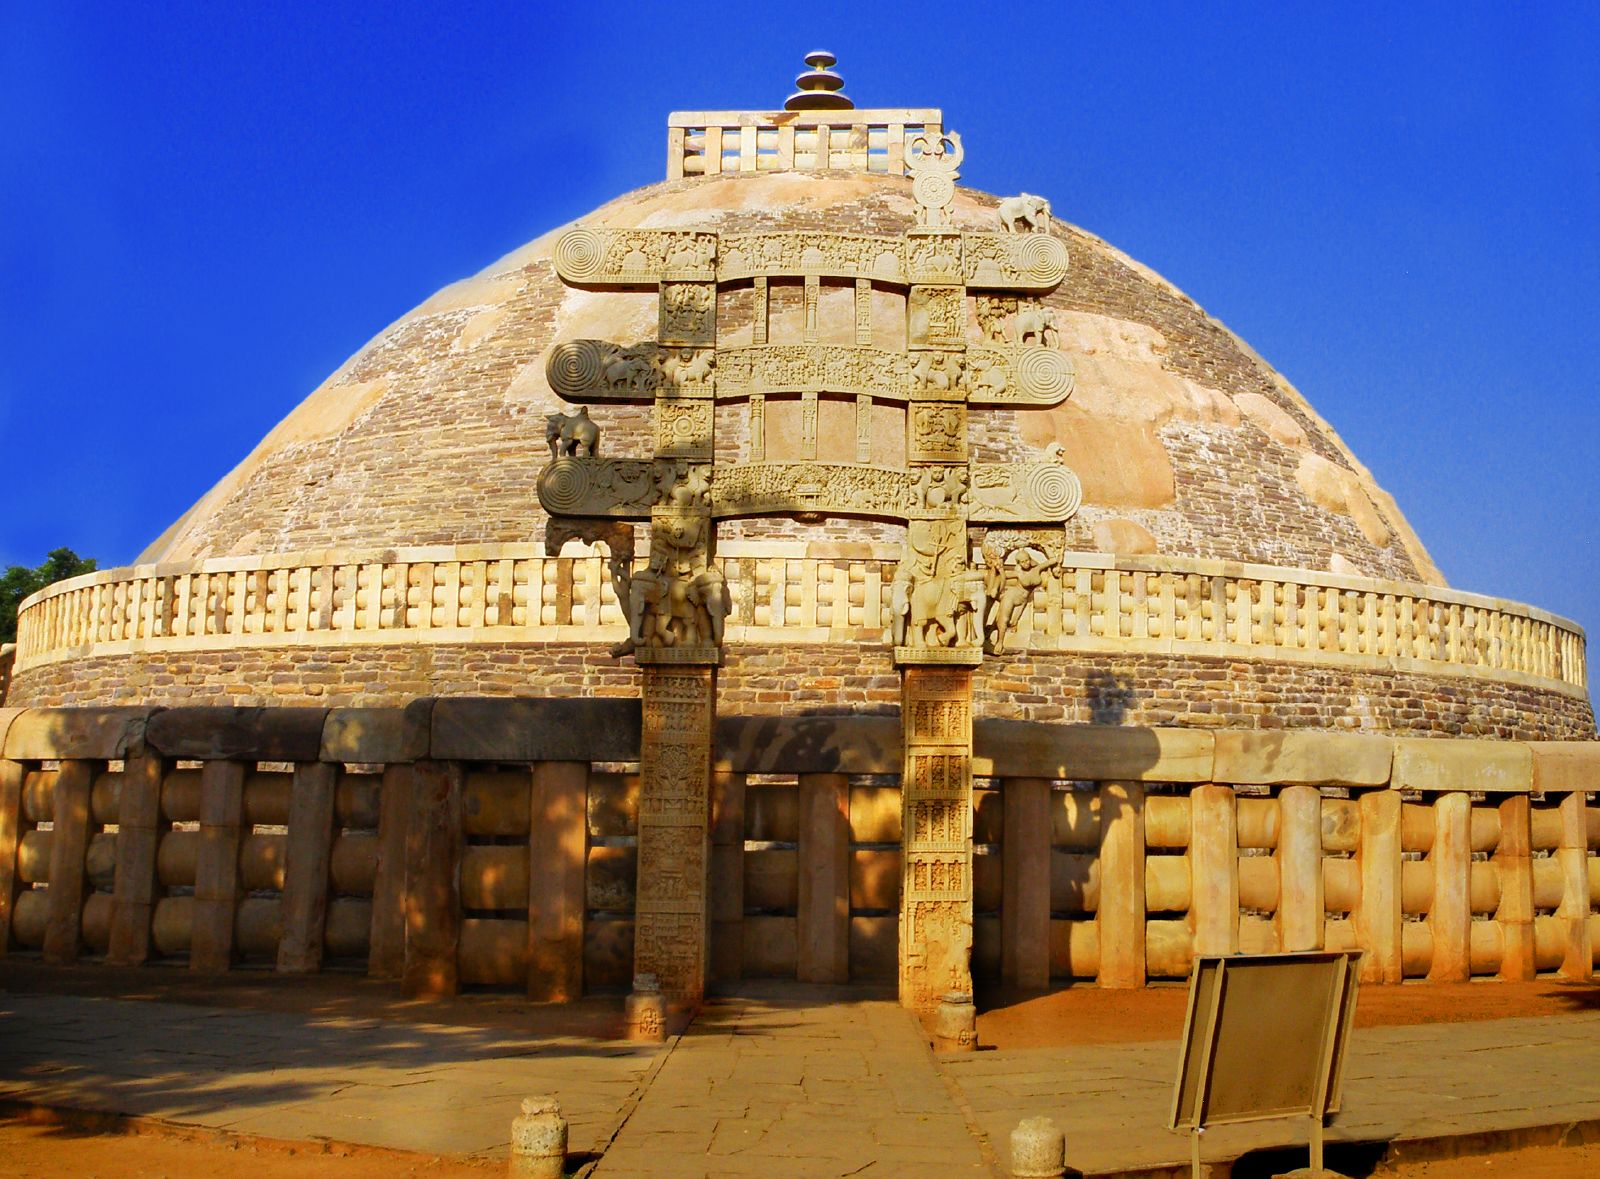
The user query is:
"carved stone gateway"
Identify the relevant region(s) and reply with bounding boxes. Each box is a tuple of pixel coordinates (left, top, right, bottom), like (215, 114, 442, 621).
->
(539, 78, 1080, 1009)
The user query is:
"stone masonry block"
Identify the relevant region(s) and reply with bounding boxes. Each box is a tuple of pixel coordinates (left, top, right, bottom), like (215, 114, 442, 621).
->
(146, 707, 328, 762)
(715, 715, 901, 775)
(321, 700, 433, 764)
(1528, 742, 1600, 795)
(1392, 739, 1532, 795)
(1213, 730, 1394, 786)
(431, 698, 640, 763)
(973, 721, 1214, 782)
(4, 707, 157, 761)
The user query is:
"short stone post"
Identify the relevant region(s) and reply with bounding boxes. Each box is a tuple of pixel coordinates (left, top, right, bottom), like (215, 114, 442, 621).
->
(625, 972, 668, 1041)
(932, 989, 977, 1053)
(1010, 1115, 1066, 1178)
(1097, 781, 1146, 987)
(528, 760, 587, 1001)
(1001, 777, 1052, 990)
(403, 759, 464, 998)
(44, 760, 95, 964)
(1355, 788, 1402, 983)
(1190, 783, 1239, 956)
(797, 771, 849, 983)
(1276, 785, 1324, 952)
(1429, 792, 1471, 982)
(1557, 791, 1594, 980)
(509, 1096, 567, 1179)
(1494, 794, 1535, 980)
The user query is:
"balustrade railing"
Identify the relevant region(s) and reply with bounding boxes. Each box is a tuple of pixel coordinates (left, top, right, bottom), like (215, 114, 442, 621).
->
(12, 546, 1586, 693)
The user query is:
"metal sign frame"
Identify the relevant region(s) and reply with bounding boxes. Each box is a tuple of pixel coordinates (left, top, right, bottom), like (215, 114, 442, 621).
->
(1169, 950, 1362, 1177)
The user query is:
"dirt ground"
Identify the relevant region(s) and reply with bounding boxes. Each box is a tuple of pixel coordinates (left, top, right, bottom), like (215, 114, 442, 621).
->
(974, 976, 1600, 1050)
(1375, 1141, 1600, 1177)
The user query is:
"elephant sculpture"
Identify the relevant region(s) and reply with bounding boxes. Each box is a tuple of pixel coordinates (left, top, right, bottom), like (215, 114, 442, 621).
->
(627, 566, 727, 649)
(1013, 304, 1059, 348)
(891, 566, 986, 649)
(997, 193, 1051, 234)
(545, 407, 600, 458)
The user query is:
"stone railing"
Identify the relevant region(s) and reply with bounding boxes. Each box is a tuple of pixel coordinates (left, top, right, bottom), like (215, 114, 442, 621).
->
(11, 545, 1587, 694)
(666, 108, 944, 179)
(1, 706, 1595, 994)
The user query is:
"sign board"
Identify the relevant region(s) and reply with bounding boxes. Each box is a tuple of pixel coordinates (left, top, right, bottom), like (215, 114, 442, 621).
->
(1170, 951, 1361, 1174)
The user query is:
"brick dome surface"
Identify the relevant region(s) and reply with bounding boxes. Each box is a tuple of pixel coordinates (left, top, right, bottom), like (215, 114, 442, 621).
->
(140, 171, 1440, 585)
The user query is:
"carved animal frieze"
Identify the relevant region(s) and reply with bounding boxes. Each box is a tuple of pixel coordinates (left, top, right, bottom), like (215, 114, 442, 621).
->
(711, 461, 914, 520)
(553, 228, 717, 284)
(963, 233, 1069, 290)
(547, 341, 716, 402)
(968, 454, 1083, 524)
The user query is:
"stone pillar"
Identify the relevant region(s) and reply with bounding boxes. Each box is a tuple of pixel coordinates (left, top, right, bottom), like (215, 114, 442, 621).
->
(109, 753, 166, 965)
(528, 760, 587, 1001)
(1556, 791, 1594, 981)
(1189, 784, 1239, 957)
(278, 761, 339, 974)
(0, 758, 25, 952)
(1494, 794, 1535, 981)
(634, 661, 715, 1004)
(709, 771, 746, 983)
(43, 759, 94, 965)
(1001, 777, 1051, 990)
(190, 759, 247, 973)
(1276, 785, 1324, 952)
(1355, 788, 1402, 984)
(899, 665, 975, 1010)
(1097, 781, 1146, 988)
(798, 772, 849, 983)
(403, 759, 463, 998)
(1429, 792, 1471, 982)
(367, 762, 412, 980)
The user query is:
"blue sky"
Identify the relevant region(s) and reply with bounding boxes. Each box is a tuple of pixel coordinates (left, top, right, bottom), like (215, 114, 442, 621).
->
(3, 3, 1597, 641)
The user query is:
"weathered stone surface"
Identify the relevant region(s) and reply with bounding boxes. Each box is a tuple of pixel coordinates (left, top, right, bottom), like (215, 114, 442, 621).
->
(1392, 739, 1533, 794)
(974, 721, 1214, 782)
(716, 715, 901, 774)
(321, 701, 433, 763)
(1528, 741, 1600, 795)
(1234, 391, 1307, 447)
(146, 707, 326, 762)
(1090, 518, 1157, 555)
(431, 698, 640, 763)
(0, 709, 24, 756)
(1213, 730, 1394, 786)
(4, 707, 155, 760)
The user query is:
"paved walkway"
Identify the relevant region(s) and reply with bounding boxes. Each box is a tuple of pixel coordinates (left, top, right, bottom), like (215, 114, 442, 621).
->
(595, 985, 988, 1178)
(942, 1011, 1600, 1175)
(4, 985, 1600, 1176)
(0, 991, 658, 1157)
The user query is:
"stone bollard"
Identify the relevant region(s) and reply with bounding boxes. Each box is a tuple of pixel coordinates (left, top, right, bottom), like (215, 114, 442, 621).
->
(625, 972, 668, 1042)
(1009, 1116, 1066, 1178)
(932, 990, 978, 1052)
(509, 1096, 567, 1179)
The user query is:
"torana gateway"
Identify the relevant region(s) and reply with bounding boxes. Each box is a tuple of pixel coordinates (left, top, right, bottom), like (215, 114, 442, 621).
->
(3, 60, 1596, 1012)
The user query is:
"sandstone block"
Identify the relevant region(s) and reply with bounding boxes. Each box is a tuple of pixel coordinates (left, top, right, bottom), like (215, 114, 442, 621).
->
(5, 707, 155, 760)
(1528, 742, 1600, 795)
(1091, 518, 1157, 556)
(146, 707, 327, 762)
(1213, 730, 1394, 786)
(974, 721, 1213, 782)
(1233, 391, 1307, 447)
(321, 701, 432, 763)
(1392, 739, 1532, 794)
(431, 698, 639, 762)
(715, 715, 901, 774)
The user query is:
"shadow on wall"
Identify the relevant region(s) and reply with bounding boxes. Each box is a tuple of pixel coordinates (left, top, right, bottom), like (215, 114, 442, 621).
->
(1086, 669, 1133, 725)
(0, 644, 14, 707)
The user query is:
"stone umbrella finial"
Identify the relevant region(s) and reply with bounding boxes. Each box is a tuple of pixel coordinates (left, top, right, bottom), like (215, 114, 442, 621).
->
(785, 50, 853, 110)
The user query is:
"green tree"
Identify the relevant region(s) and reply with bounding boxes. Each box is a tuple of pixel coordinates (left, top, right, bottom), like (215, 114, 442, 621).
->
(1, 548, 98, 644)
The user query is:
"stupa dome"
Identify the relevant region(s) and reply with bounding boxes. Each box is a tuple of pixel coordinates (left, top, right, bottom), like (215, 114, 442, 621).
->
(140, 171, 1438, 586)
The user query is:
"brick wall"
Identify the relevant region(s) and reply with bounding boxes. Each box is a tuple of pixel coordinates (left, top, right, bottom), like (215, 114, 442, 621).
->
(10, 642, 1592, 740)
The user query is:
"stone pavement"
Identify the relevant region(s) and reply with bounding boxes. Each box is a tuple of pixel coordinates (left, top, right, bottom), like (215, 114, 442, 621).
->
(4, 984, 1600, 1176)
(594, 984, 989, 1178)
(942, 1011, 1600, 1175)
(0, 991, 659, 1157)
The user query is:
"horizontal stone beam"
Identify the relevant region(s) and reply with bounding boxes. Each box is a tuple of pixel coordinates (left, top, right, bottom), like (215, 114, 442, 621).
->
(1213, 731, 1394, 787)
(1391, 739, 1534, 794)
(430, 698, 641, 763)
(145, 707, 327, 762)
(3, 707, 155, 760)
(320, 701, 434, 764)
(973, 721, 1215, 782)
(715, 716, 901, 774)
